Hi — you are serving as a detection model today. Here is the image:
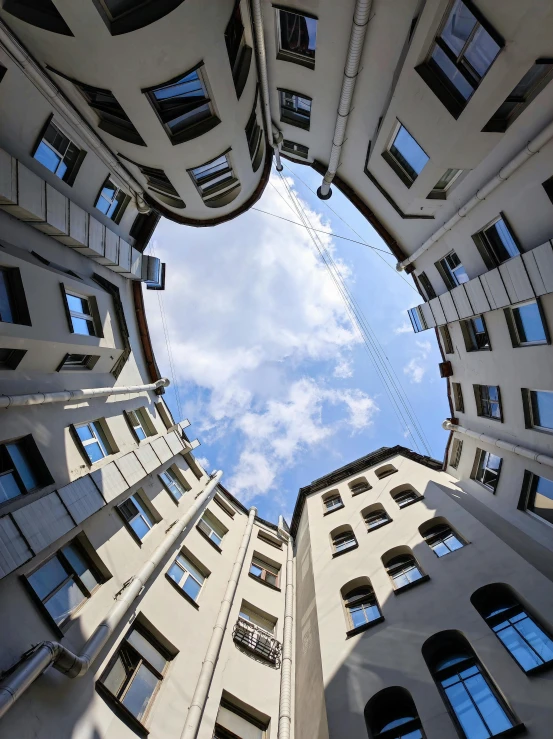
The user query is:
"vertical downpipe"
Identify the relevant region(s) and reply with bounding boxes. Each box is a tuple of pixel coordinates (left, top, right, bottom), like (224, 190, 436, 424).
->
(278, 536, 294, 739)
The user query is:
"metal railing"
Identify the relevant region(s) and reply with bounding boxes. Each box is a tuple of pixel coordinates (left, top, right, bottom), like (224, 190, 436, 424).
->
(232, 618, 281, 667)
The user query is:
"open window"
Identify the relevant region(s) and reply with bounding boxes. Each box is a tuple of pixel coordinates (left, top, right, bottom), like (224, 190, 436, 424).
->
(278, 89, 312, 130)
(460, 316, 491, 351)
(472, 215, 521, 268)
(124, 407, 155, 442)
(166, 548, 208, 605)
(365, 686, 425, 739)
(472, 448, 502, 492)
(117, 491, 160, 544)
(0, 266, 31, 326)
(159, 465, 190, 502)
(197, 509, 228, 550)
(382, 121, 429, 188)
(249, 552, 281, 589)
(32, 117, 86, 186)
(95, 177, 130, 223)
(188, 151, 240, 207)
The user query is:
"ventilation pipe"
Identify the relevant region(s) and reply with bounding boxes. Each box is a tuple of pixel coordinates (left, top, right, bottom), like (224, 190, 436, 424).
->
(0, 378, 170, 409)
(277, 521, 294, 739)
(251, 0, 283, 170)
(397, 118, 553, 271)
(0, 470, 223, 720)
(181, 506, 257, 739)
(317, 0, 372, 200)
(442, 420, 553, 469)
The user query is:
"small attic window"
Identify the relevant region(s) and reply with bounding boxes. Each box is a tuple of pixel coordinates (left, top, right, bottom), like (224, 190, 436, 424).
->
(374, 464, 398, 480)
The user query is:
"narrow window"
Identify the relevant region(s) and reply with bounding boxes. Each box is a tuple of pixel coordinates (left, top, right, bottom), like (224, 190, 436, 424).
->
(189, 153, 237, 203)
(323, 492, 343, 513)
(383, 121, 429, 187)
(33, 119, 84, 185)
(506, 299, 549, 347)
(473, 215, 520, 267)
(439, 325, 454, 354)
(520, 471, 553, 526)
(126, 408, 150, 442)
(453, 383, 464, 413)
(224, 1, 251, 98)
(343, 585, 381, 630)
(282, 139, 309, 159)
(472, 584, 553, 673)
(26, 539, 102, 628)
(462, 316, 490, 351)
(3, 0, 72, 35)
(249, 555, 280, 586)
(159, 467, 188, 501)
(408, 306, 427, 333)
(58, 353, 98, 371)
(95, 177, 129, 223)
(365, 687, 425, 739)
(474, 385, 502, 420)
(525, 389, 553, 432)
(0, 267, 31, 326)
(473, 449, 502, 492)
(75, 421, 111, 463)
(423, 523, 464, 557)
(428, 168, 463, 199)
(450, 438, 463, 469)
(197, 510, 227, 548)
(215, 696, 270, 738)
(0, 436, 52, 504)
(276, 8, 317, 69)
(245, 99, 264, 171)
(386, 554, 425, 590)
(0, 348, 26, 370)
(279, 90, 312, 130)
(364, 507, 391, 531)
(64, 291, 97, 336)
(418, 272, 436, 300)
(118, 493, 156, 540)
(93, 0, 185, 35)
(416, 0, 502, 119)
(332, 530, 357, 554)
(167, 552, 206, 601)
(483, 62, 553, 132)
(436, 251, 469, 289)
(0, 268, 16, 325)
(99, 625, 171, 725)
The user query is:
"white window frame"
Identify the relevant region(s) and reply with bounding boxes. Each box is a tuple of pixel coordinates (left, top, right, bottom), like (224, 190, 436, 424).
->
(169, 553, 205, 600)
(511, 300, 548, 347)
(75, 420, 110, 463)
(127, 409, 149, 441)
(119, 493, 156, 540)
(65, 290, 96, 336)
(384, 120, 429, 185)
(159, 467, 187, 501)
(198, 513, 225, 547)
(529, 389, 553, 433)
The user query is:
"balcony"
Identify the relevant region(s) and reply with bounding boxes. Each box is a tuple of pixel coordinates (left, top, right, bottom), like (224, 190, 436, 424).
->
(232, 618, 281, 668)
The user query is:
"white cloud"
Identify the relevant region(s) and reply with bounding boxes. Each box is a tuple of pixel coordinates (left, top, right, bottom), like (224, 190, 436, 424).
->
(403, 340, 432, 384)
(195, 456, 211, 472)
(394, 322, 413, 335)
(333, 357, 353, 378)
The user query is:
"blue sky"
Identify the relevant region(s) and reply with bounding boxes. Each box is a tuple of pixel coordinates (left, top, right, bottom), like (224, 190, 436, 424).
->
(143, 162, 449, 522)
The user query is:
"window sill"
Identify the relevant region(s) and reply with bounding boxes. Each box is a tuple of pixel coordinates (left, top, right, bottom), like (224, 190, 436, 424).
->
(473, 480, 498, 494)
(169, 115, 221, 146)
(323, 504, 344, 516)
(381, 151, 415, 189)
(196, 525, 222, 553)
(525, 659, 553, 676)
(393, 574, 430, 595)
(95, 682, 149, 736)
(276, 51, 315, 70)
(248, 572, 281, 592)
(397, 496, 424, 510)
(488, 724, 526, 739)
(366, 520, 392, 533)
(164, 573, 200, 609)
(332, 543, 359, 558)
(280, 114, 310, 131)
(346, 616, 384, 639)
(351, 488, 371, 497)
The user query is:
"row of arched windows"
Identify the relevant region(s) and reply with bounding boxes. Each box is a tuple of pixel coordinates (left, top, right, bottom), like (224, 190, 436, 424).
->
(363, 585, 553, 739)
(322, 480, 417, 516)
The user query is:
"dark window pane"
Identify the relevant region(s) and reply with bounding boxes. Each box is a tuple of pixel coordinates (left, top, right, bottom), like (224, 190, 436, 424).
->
(530, 475, 553, 524)
(279, 10, 317, 59)
(0, 472, 22, 503)
(46, 578, 86, 624)
(62, 544, 98, 592)
(431, 45, 474, 99)
(513, 302, 546, 344)
(441, 0, 477, 56)
(28, 557, 67, 600)
(0, 270, 14, 323)
(464, 26, 500, 78)
(6, 441, 39, 491)
(532, 390, 553, 429)
(121, 663, 158, 719)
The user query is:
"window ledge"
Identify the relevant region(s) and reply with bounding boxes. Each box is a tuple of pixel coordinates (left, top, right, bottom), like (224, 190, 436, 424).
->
(95, 682, 149, 736)
(164, 573, 200, 609)
(393, 574, 430, 595)
(196, 525, 222, 553)
(276, 51, 315, 70)
(346, 616, 384, 639)
(366, 520, 392, 533)
(170, 116, 221, 146)
(397, 496, 424, 510)
(323, 504, 344, 516)
(351, 488, 371, 497)
(488, 724, 526, 739)
(332, 543, 359, 558)
(248, 572, 281, 592)
(525, 659, 553, 676)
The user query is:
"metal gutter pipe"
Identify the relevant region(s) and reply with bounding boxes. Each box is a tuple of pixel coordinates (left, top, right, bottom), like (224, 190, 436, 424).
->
(0, 470, 223, 720)
(398, 118, 553, 271)
(277, 520, 294, 739)
(0, 378, 170, 409)
(250, 0, 283, 170)
(317, 0, 372, 200)
(442, 420, 553, 469)
(181, 506, 257, 739)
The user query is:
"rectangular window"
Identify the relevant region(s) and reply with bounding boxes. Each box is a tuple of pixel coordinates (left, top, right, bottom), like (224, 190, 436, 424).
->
(26, 539, 102, 628)
(64, 290, 97, 336)
(436, 251, 469, 289)
(33, 119, 84, 185)
(522, 472, 553, 526)
(189, 153, 237, 201)
(415, 0, 503, 119)
(99, 625, 171, 725)
(250, 555, 279, 587)
(474, 449, 502, 491)
(159, 467, 188, 501)
(126, 408, 151, 442)
(167, 552, 206, 601)
(276, 8, 317, 69)
(225, 1, 251, 97)
(0, 347, 26, 370)
(524, 389, 553, 432)
(383, 121, 429, 187)
(408, 306, 427, 333)
(450, 438, 463, 469)
(75, 420, 111, 463)
(439, 325, 454, 354)
(453, 382, 464, 413)
(0, 436, 52, 504)
(133, 164, 183, 208)
(428, 168, 463, 199)
(505, 299, 549, 347)
(279, 90, 312, 130)
(483, 62, 553, 132)
(418, 272, 436, 300)
(282, 139, 309, 159)
(118, 493, 157, 541)
(58, 353, 99, 371)
(462, 315, 490, 351)
(245, 102, 263, 170)
(475, 385, 502, 420)
(0, 267, 31, 326)
(0, 268, 16, 324)
(95, 177, 129, 223)
(197, 510, 227, 548)
(333, 532, 356, 553)
(473, 215, 520, 268)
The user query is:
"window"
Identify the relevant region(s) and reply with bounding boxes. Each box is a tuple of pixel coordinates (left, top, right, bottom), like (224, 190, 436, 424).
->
(58, 353, 99, 371)
(474, 385, 502, 420)
(428, 168, 463, 199)
(167, 552, 206, 601)
(225, 1, 251, 98)
(365, 687, 424, 739)
(93, 0, 184, 36)
(453, 383, 464, 412)
(422, 522, 464, 557)
(423, 631, 517, 739)
(0, 267, 31, 326)
(374, 464, 397, 480)
(0, 268, 15, 324)
(436, 251, 469, 289)
(462, 316, 490, 351)
(282, 139, 309, 159)
(506, 299, 549, 347)
(125, 408, 151, 442)
(250, 555, 280, 587)
(544, 175, 553, 206)
(472, 584, 553, 674)
(385, 554, 425, 590)
(26, 539, 102, 628)
(95, 177, 129, 223)
(189, 153, 238, 203)
(144, 65, 219, 144)
(118, 493, 156, 541)
(332, 530, 357, 554)
(416, 0, 502, 119)
(245, 101, 264, 171)
(75, 421, 111, 463)
(33, 119, 84, 185)
(0, 436, 52, 504)
(523, 389, 553, 432)
(391, 486, 421, 509)
(343, 585, 381, 631)
(408, 306, 427, 333)
(0, 347, 26, 370)
(350, 479, 371, 496)
(99, 625, 171, 726)
(363, 506, 391, 531)
(129, 162, 184, 209)
(450, 438, 463, 469)
(235, 604, 279, 664)
(279, 90, 312, 130)
(483, 62, 553, 132)
(159, 467, 188, 502)
(323, 492, 343, 513)
(439, 326, 454, 355)
(3, 0, 72, 35)
(215, 696, 270, 739)
(519, 471, 553, 526)
(197, 510, 227, 548)
(472, 215, 520, 267)
(473, 449, 502, 492)
(418, 272, 436, 300)
(276, 8, 317, 69)
(383, 122, 429, 187)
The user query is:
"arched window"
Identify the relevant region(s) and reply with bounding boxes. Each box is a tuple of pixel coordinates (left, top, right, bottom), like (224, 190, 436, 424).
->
(390, 484, 422, 509)
(422, 631, 517, 739)
(419, 519, 465, 557)
(322, 490, 343, 514)
(471, 583, 553, 673)
(383, 548, 426, 591)
(341, 578, 382, 633)
(374, 464, 397, 480)
(364, 686, 424, 739)
(349, 477, 371, 496)
(330, 525, 357, 556)
(362, 504, 392, 532)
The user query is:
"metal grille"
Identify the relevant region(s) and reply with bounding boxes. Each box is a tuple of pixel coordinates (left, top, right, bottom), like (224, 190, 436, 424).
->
(232, 618, 281, 668)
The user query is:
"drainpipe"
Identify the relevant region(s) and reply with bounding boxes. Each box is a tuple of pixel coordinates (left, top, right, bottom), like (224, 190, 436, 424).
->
(442, 420, 553, 469)
(317, 0, 372, 200)
(0, 378, 169, 409)
(0, 471, 223, 720)
(250, 0, 283, 171)
(181, 506, 257, 739)
(397, 118, 553, 271)
(277, 519, 294, 739)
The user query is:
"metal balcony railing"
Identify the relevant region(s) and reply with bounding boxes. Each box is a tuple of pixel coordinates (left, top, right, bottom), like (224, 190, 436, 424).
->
(232, 618, 281, 667)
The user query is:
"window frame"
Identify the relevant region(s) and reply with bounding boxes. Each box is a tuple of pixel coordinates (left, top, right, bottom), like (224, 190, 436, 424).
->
(61, 288, 99, 337)
(188, 151, 238, 203)
(505, 299, 550, 348)
(95, 176, 129, 224)
(474, 384, 502, 421)
(332, 530, 358, 556)
(473, 448, 502, 492)
(452, 382, 464, 413)
(386, 554, 427, 593)
(32, 115, 86, 186)
(518, 470, 553, 528)
(73, 420, 112, 465)
(117, 492, 157, 544)
(197, 510, 227, 550)
(0, 266, 32, 326)
(92, 0, 185, 36)
(472, 214, 521, 269)
(418, 272, 437, 300)
(382, 120, 429, 188)
(249, 555, 280, 588)
(522, 388, 553, 434)
(159, 466, 188, 502)
(364, 508, 392, 532)
(428, 168, 463, 199)
(0, 435, 53, 506)
(449, 438, 463, 469)
(166, 551, 207, 604)
(461, 315, 491, 352)
(392, 489, 422, 509)
(282, 139, 309, 159)
(436, 251, 469, 290)
(245, 94, 264, 172)
(275, 6, 317, 70)
(57, 353, 100, 372)
(323, 492, 344, 514)
(278, 88, 312, 130)
(423, 523, 465, 557)
(343, 585, 383, 634)
(124, 408, 151, 443)
(0, 347, 27, 370)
